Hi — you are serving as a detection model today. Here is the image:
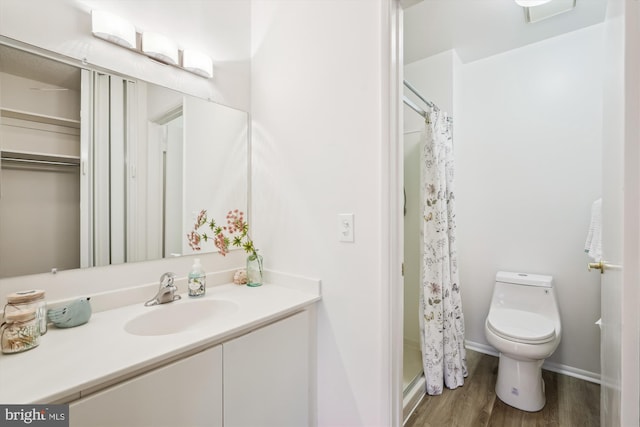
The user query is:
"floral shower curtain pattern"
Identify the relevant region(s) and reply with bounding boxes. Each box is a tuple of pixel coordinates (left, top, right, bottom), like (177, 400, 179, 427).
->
(420, 110, 467, 395)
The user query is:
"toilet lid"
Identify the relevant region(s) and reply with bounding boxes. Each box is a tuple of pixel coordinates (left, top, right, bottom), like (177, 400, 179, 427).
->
(487, 308, 556, 344)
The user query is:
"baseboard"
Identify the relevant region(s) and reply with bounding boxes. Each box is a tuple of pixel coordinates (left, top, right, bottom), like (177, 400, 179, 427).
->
(465, 340, 601, 385)
(465, 341, 499, 358)
(541, 360, 601, 385)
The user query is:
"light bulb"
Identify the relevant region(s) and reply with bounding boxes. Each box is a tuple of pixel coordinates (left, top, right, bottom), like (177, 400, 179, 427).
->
(142, 32, 179, 66)
(91, 10, 136, 49)
(515, 0, 552, 7)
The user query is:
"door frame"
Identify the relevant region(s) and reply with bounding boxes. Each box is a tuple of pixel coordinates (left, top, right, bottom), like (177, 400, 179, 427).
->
(620, 0, 640, 423)
(384, 0, 405, 426)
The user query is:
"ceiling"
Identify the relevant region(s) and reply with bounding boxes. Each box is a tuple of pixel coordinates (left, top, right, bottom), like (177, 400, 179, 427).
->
(403, 0, 608, 64)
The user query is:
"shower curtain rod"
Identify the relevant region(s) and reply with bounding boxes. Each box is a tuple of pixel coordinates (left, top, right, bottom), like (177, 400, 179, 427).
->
(404, 80, 437, 111)
(403, 95, 427, 118)
(403, 79, 453, 122)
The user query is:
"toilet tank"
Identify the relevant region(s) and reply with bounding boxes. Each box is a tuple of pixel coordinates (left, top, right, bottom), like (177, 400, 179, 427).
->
(491, 271, 559, 320)
(496, 271, 553, 288)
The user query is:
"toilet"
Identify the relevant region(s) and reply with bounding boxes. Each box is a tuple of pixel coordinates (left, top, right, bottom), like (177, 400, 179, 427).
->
(484, 271, 561, 412)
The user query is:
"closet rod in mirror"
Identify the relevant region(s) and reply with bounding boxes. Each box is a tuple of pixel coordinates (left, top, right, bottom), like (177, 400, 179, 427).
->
(1, 157, 79, 167)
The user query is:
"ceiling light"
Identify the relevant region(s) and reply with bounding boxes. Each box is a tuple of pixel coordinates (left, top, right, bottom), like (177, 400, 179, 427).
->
(515, 0, 552, 7)
(91, 10, 137, 49)
(182, 49, 213, 79)
(142, 32, 179, 66)
(526, 0, 576, 22)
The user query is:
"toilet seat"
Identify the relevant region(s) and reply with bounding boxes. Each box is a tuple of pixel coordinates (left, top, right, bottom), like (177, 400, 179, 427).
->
(487, 308, 555, 344)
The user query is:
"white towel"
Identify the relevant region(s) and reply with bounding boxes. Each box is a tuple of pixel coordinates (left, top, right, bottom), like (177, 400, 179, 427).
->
(584, 198, 602, 261)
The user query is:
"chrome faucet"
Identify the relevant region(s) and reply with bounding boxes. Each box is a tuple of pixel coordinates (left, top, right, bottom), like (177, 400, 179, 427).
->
(145, 272, 181, 306)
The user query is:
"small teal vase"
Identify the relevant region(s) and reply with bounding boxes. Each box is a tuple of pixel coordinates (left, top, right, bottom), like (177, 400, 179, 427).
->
(246, 253, 263, 287)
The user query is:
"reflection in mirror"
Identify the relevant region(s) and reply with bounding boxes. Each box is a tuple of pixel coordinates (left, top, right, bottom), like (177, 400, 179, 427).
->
(154, 107, 184, 259)
(0, 44, 82, 278)
(0, 44, 248, 278)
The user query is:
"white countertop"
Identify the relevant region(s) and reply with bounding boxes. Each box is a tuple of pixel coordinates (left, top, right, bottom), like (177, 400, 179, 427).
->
(0, 281, 320, 404)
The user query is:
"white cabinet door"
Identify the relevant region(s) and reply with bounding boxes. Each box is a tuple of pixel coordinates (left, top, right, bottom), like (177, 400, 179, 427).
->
(224, 311, 311, 427)
(70, 345, 223, 427)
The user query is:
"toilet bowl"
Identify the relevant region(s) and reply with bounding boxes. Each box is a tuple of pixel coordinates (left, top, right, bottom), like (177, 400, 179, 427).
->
(484, 271, 561, 412)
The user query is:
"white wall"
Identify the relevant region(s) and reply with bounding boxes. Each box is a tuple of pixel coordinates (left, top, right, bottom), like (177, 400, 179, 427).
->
(251, 1, 396, 425)
(454, 24, 604, 376)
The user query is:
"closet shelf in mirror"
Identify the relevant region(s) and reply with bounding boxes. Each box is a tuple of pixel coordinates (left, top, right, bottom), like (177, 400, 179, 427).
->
(0, 150, 80, 167)
(0, 108, 80, 129)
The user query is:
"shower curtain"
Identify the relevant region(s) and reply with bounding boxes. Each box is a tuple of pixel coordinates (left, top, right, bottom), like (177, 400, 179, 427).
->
(420, 110, 467, 395)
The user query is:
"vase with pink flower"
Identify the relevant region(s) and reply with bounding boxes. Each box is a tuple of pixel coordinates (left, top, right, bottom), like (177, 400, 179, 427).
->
(225, 210, 263, 287)
(187, 209, 263, 287)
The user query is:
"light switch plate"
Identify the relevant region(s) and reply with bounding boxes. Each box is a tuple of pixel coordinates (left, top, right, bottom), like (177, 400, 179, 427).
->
(338, 213, 354, 242)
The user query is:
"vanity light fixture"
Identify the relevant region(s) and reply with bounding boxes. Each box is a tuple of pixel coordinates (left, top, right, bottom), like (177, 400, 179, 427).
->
(142, 31, 179, 66)
(182, 49, 214, 79)
(91, 10, 137, 49)
(90, 10, 213, 78)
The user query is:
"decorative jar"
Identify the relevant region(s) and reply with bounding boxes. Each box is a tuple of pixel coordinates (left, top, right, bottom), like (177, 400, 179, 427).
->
(1, 309, 40, 354)
(5, 289, 47, 335)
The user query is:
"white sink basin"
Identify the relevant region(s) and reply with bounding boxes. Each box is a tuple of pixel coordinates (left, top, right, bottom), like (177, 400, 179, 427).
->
(125, 299, 238, 336)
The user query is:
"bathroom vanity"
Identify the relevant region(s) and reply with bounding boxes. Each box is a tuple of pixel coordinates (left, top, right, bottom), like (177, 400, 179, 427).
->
(0, 278, 320, 427)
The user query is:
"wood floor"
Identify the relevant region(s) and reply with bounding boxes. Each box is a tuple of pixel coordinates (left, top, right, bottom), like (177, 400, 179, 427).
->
(405, 350, 600, 427)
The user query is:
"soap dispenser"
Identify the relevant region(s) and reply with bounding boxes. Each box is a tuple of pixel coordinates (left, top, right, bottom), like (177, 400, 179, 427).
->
(188, 258, 206, 297)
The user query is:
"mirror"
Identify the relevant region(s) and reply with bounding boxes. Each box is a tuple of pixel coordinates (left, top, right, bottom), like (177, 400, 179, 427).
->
(0, 43, 248, 278)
